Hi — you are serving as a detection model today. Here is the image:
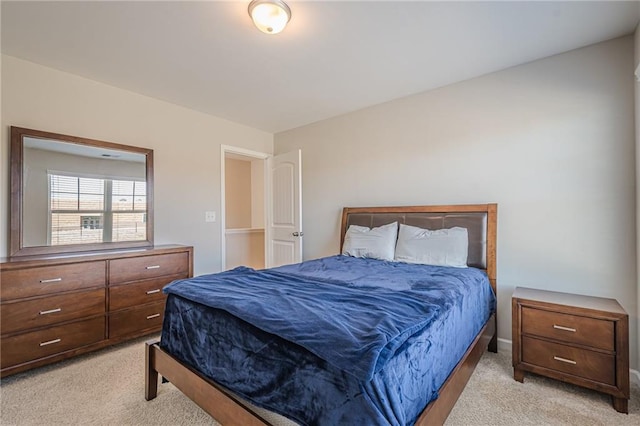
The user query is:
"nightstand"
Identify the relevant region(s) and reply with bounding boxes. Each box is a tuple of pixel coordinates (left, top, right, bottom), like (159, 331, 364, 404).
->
(512, 287, 629, 413)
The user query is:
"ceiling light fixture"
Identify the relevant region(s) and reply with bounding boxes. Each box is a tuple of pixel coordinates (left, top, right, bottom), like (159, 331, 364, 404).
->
(248, 0, 291, 35)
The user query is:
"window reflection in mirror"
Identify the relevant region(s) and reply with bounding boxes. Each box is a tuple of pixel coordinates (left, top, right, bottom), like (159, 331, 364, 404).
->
(23, 137, 147, 247)
(47, 174, 147, 245)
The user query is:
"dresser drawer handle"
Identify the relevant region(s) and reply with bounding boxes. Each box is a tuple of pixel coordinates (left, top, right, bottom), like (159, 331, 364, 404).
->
(146, 313, 160, 320)
(145, 265, 160, 270)
(553, 356, 577, 365)
(40, 277, 62, 283)
(39, 308, 62, 315)
(39, 338, 61, 347)
(553, 325, 576, 332)
(146, 289, 161, 295)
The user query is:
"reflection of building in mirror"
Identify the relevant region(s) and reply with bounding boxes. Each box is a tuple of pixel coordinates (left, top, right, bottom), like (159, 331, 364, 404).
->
(81, 216, 103, 230)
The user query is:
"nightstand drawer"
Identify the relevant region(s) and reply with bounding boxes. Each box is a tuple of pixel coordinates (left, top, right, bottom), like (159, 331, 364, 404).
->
(522, 336, 615, 386)
(522, 307, 613, 351)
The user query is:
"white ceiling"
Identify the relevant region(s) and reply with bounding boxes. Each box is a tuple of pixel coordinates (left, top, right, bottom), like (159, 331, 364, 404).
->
(25, 137, 145, 163)
(2, 1, 639, 133)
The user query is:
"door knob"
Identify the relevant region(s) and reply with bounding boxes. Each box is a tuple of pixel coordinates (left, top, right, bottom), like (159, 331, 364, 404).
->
(292, 232, 304, 237)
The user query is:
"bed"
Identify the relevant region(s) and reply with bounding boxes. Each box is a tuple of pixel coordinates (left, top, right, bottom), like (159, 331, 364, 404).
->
(145, 203, 498, 425)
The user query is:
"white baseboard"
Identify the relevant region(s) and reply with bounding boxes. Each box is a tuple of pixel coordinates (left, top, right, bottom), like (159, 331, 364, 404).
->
(631, 369, 640, 387)
(497, 337, 511, 354)
(493, 338, 640, 387)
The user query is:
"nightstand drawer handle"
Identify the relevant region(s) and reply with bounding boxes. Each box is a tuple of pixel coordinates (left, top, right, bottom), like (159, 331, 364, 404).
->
(40, 277, 62, 283)
(553, 356, 577, 365)
(146, 289, 161, 295)
(145, 265, 160, 270)
(40, 338, 61, 347)
(146, 313, 160, 320)
(39, 308, 62, 315)
(553, 325, 576, 332)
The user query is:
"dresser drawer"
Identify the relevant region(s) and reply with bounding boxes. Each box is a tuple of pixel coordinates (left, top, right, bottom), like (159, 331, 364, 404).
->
(109, 275, 185, 311)
(109, 252, 189, 283)
(1, 262, 106, 301)
(1, 316, 105, 369)
(521, 307, 613, 351)
(109, 301, 165, 339)
(522, 336, 615, 386)
(1, 289, 105, 335)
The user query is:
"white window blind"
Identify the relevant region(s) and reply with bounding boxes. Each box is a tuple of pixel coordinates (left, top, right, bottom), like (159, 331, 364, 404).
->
(49, 173, 146, 246)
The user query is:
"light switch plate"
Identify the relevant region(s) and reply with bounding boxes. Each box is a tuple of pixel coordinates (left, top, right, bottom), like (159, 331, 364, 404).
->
(205, 211, 216, 222)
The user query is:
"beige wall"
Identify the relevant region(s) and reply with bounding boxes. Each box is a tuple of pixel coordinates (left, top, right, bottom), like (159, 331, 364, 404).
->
(225, 158, 252, 229)
(251, 159, 265, 229)
(225, 230, 265, 270)
(635, 18, 640, 374)
(1, 55, 273, 275)
(275, 36, 638, 368)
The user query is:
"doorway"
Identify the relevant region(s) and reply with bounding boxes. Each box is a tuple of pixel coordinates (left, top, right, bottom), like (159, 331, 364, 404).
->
(221, 145, 303, 271)
(220, 145, 269, 271)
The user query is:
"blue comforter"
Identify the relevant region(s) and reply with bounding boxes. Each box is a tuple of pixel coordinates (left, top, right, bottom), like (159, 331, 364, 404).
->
(161, 255, 495, 425)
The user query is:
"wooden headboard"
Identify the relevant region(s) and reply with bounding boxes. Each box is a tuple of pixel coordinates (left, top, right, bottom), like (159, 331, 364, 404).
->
(340, 204, 497, 294)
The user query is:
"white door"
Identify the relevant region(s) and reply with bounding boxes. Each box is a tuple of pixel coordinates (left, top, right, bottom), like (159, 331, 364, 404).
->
(266, 149, 302, 267)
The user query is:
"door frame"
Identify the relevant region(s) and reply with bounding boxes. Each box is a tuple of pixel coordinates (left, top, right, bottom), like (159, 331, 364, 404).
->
(220, 145, 270, 271)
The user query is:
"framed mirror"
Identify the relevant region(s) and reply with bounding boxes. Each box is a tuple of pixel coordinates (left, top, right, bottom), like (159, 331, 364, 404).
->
(10, 127, 154, 257)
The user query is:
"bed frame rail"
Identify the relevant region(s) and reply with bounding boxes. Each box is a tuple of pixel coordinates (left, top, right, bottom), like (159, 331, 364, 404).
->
(416, 313, 496, 425)
(145, 341, 273, 426)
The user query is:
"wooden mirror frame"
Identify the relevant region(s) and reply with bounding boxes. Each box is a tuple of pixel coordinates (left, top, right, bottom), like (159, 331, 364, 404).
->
(9, 126, 154, 257)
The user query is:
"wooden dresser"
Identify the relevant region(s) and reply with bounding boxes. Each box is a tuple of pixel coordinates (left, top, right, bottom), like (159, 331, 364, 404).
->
(0, 244, 193, 377)
(512, 287, 629, 413)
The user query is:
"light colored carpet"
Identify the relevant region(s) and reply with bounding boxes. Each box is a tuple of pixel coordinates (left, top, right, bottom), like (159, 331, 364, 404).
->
(1, 336, 638, 425)
(446, 350, 640, 425)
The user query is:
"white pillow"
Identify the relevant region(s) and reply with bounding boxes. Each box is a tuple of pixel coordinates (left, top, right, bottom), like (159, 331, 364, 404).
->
(342, 222, 398, 261)
(395, 224, 468, 268)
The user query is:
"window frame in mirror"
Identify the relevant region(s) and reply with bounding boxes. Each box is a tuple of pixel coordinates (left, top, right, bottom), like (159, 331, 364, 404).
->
(10, 126, 154, 257)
